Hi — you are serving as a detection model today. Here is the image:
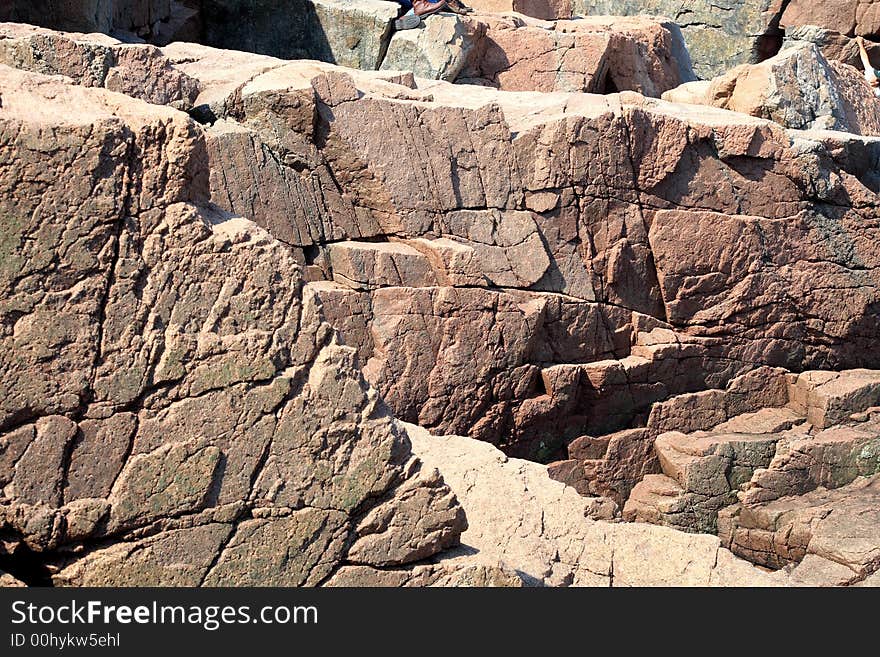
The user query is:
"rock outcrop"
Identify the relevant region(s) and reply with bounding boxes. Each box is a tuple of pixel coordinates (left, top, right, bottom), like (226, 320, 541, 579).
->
(571, 0, 789, 78)
(451, 14, 695, 95)
(624, 370, 880, 547)
(2, 15, 880, 588)
(152, 38, 880, 461)
(394, 423, 784, 586)
(1, 0, 178, 39)
(0, 23, 201, 109)
(549, 367, 790, 507)
(776, 3, 880, 74)
(662, 44, 880, 136)
(201, 0, 398, 68)
(0, 2, 698, 95)
(781, 1, 880, 39)
(201, 5, 696, 96)
(0, 62, 466, 586)
(782, 25, 880, 71)
(386, 422, 869, 586)
(720, 475, 880, 584)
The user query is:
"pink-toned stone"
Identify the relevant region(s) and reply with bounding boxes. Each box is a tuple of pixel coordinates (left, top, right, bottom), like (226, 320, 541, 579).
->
(781, 0, 880, 38)
(465, 0, 573, 20)
(459, 15, 694, 97)
(663, 44, 880, 136)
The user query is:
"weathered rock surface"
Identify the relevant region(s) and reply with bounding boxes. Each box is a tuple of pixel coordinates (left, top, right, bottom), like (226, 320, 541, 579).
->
(2, 0, 117, 35)
(3, 21, 880, 588)
(2, 0, 178, 40)
(0, 63, 467, 586)
(623, 368, 880, 563)
(201, 0, 398, 69)
(663, 44, 880, 136)
(781, 0, 880, 39)
(381, 13, 487, 83)
(203, 6, 698, 96)
(0, 23, 200, 109)
(406, 423, 783, 586)
(465, 0, 574, 21)
(781, 25, 879, 71)
(427, 13, 695, 95)
(740, 420, 880, 504)
(0, 4, 699, 97)
(572, 0, 788, 78)
(550, 367, 791, 507)
(149, 39, 880, 459)
(719, 474, 880, 582)
(326, 561, 529, 587)
(788, 369, 880, 429)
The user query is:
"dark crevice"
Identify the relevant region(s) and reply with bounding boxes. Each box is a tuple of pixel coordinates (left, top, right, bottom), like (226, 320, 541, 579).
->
(188, 104, 219, 126)
(0, 542, 54, 587)
(600, 72, 619, 95)
(0, 407, 38, 437)
(303, 244, 321, 266)
(532, 371, 547, 397)
(755, 0, 793, 62)
(375, 18, 396, 72)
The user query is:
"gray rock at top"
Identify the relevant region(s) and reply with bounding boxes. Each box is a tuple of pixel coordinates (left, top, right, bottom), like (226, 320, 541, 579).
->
(572, 0, 785, 79)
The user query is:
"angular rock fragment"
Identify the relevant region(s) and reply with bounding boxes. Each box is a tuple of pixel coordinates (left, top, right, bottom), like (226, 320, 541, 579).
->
(107, 443, 222, 533)
(719, 474, 880, 579)
(662, 44, 880, 136)
(203, 509, 349, 587)
(741, 422, 880, 504)
(9, 417, 78, 508)
(629, 429, 783, 532)
(382, 13, 487, 82)
(200, 0, 397, 67)
(788, 369, 880, 430)
(624, 367, 880, 537)
(551, 367, 789, 508)
(0, 23, 201, 108)
(65, 413, 138, 502)
(781, 25, 877, 70)
(438, 209, 551, 287)
(347, 461, 467, 567)
(456, 14, 695, 96)
(329, 241, 438, 290)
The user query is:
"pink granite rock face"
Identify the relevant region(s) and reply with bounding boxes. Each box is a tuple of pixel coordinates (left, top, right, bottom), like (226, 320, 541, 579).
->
(719, 475, 880, 581)
(153, 40, 880, 460)
(781, 0, 880, 38)
(0, 23, 201, 109)
(440, 14, 696, 96)
(465, 0, 574, 21)
(0, 64, 466, 586)
(2, 16, 880, 588)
